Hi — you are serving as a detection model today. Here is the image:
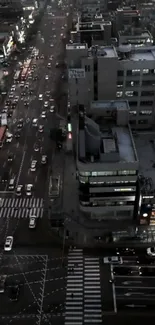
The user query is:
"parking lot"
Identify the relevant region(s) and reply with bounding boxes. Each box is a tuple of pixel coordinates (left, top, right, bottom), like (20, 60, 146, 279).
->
(0, 253, 67, 324)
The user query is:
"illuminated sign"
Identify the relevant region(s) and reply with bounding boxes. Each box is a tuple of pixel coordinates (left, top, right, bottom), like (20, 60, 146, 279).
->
(68, 68, 85, 79)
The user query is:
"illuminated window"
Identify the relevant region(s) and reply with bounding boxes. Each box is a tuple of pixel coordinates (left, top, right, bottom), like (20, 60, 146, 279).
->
(116, 91, 123, 98)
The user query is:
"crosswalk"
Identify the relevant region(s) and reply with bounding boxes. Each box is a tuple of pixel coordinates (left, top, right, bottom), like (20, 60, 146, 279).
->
(65, 248, 102, 325)
(0, 198, 44, 219)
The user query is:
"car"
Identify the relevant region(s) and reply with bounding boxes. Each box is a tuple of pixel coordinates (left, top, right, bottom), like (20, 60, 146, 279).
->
(6, 133, 13, 143)
(14, 96, 19, 103)
(8, 153, 14, 162)
(53, 34, 56, 38)
(34, 143, 39, 152)
(40, 54, 44, 59)
(147, 247, 155, 257)
(16, 185, 23, 196)
(7, 109, 13, 117)
(2, 108, 8, 113)
(24, 100, 29, 106)
(31, 160, 37, 171)
(29, 215, 37, 229)
(38, 125, 44, 133)
(41, 111, 46, 118)
(44, 101, 49, 107)
(32, 118, 38, 126)
(20, 81, 25, 87)
(103, 256, 123, 264)
(0, 141, 3, 149)
(49, 55, 53, 60)
(39, 94, 43, 100)
(45, 91, 50, 97)
(4, 236, 13, 251)
(45, 75, 49, 80)
(50, 43, 54, 47)
(1, 171, 9, 183)
(139, 267, 155, 276)
(116, 248, 136, 255)
(41, 155, 47, 164)
(25, 184, 33, 196)
(47, 63, 51, 68)
(113, 266, 140, 276)
(0, 275, 6, 293)
(15, 131, 21, 138)
(29, 88, 33, 95)
(9, 284, 20, 301)
(33, 75, 38, 81)
(17, 119, 23, 129)
(55, 62, 59, 67)
(50, 105, 54, 113)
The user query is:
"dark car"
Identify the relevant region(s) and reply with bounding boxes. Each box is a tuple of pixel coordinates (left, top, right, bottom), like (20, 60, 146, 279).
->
(8, 153, 14, 162)
(1, 171, 9, 183)
(113, 266, 140, 276)
(139, 267, 155, 276)
(116, 247, 136, 255)
(24, 101, 29, 106)
(17, 119, 23, 129)
(9, 285, 20, 301)
(15, 131, 21, 138)
(8, 110, 13, 117)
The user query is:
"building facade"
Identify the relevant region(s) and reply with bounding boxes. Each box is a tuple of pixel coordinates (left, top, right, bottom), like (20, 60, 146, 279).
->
(77, 100, 139, 222)
(66, 43, 155, 129)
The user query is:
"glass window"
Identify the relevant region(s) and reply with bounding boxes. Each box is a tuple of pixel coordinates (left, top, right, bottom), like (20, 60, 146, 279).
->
(140, 101, 153, 106)
(129, 110, 137, 115)
(117, 82, 123, 88)
(116, 91, 123, 98)
(131, 69, 140, 75)
(79, 172, 90, 176)
(125, 91, 134, 97)
(143, 69, 149, 74)
(126, 80, 139, 87)
(118, 170, 136, 176)
(129, 101, 137, 106)
(117, 70, 124, 76)
(140, 110, 152, 116)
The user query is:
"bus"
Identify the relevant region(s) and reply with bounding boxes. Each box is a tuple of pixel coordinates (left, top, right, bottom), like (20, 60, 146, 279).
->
(0, 126, 7, 144)
(49, 175, 60, 197)
(14, 70, 21, 82)
(21, 67, 28, 80)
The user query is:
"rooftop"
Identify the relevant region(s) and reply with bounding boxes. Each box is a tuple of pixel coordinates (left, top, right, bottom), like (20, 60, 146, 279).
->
(119, 29, 151, 38)
(78, 100, 138, 165)
(134, 132, 155, 193)
(130, 47, 155, 61)
(88, 45, 117, 58)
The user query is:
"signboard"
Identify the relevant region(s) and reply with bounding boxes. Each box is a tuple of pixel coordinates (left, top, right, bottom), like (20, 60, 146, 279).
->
(68, 68, 85, 79)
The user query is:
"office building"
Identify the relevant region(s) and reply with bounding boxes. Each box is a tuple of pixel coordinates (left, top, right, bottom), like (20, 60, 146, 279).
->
(66, 43, 155, 129)
(77, 100, 139, 222)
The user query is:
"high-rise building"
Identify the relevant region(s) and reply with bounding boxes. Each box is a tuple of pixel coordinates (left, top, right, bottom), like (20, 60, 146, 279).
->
(66, 43, 155, 129)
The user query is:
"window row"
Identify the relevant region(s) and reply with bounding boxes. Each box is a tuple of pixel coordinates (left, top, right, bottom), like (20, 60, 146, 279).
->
(117, 80, 155, 88)
(129, 110, 152, 116)
(118, 69, 155, 76)
(79, 170, 137, 177)
(116, 91, 154, 98)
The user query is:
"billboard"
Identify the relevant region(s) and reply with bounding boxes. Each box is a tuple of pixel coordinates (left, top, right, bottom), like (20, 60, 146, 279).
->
(68, 68, 85, 79)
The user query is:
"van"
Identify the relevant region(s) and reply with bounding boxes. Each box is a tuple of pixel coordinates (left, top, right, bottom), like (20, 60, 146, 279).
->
(8, 177, 15, 190)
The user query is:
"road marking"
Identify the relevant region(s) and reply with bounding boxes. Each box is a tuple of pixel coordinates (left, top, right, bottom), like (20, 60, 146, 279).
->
(36, 255, 48, 325)
(122, 281, 142, 285)
(16, 150, 26, 187)
(116, 286, 155, 290)
(110, 264, 117, 313)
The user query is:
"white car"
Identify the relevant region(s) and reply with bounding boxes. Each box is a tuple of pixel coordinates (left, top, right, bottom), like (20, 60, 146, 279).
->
(38, 125, 44, 133)
(50, 105, 54, 113)
(47, 63, 51, 68)
(45, 75, 49, 80)
(147, 247, 155, 256)
(41, 155, 47, 164)
(25, 184, 33, 196)
(6, 133, 13, 143)
(104, 256, 123, 264)
(39, 94, 43, 100)
(29, 215, 36, 229)
(31, 160, 37, 172)
(16, 185, 23, 196)
(4, 236, 13, 251)
(41, 111, 46, 118)
(50, 44, 54, 47)
(32, 118, 38, 126)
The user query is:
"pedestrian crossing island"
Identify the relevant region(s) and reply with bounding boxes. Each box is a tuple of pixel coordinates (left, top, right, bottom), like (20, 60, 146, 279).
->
(0, 198, 44, 219)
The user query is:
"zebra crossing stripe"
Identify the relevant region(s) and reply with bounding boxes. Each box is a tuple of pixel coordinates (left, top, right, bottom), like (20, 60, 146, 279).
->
(0, 198, 44, 219)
